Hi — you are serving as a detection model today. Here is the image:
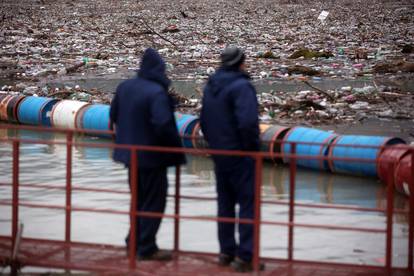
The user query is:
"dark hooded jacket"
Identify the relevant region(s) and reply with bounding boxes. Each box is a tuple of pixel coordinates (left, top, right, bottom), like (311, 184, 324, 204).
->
(110, 48, 186, 168)
(200, 67, 260, 171)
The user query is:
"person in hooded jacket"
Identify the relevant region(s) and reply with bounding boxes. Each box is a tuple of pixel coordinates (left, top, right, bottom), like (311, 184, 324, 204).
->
(110, 48, 186, 261)
(200, 47, 261, 272)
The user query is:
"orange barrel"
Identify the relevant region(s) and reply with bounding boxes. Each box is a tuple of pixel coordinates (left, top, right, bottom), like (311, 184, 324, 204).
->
(51, 100, 89, 129)
(0, 95, 13, 121)
(260, 125, 290, 162)
(395, 152, 413, 196)
(329, 135, 405, 177)
(0, 94, 9, 106)
(191, 121, 208, 149)
(6, 95, 26, 123)
(0, 94, 8, 101)
(0, 94, 10, 117)
(282, 126, 337, 170)
(377, 145, 410, 182)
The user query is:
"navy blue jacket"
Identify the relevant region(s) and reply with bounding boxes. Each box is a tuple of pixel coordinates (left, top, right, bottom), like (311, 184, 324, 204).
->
(200, 67, 260, 171)
(110, 48, 186, 169)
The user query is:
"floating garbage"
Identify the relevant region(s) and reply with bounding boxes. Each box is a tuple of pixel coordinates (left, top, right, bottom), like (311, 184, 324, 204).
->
(1, 0, 413, 83)
(317, 10, 329, 23)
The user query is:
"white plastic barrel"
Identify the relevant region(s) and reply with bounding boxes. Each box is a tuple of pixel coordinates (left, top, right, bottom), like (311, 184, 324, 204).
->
(51, 100, 89, 129)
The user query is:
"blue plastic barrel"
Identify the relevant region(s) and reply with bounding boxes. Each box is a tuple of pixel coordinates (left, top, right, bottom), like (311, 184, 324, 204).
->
(329, 135, 405, 177)
(174, 112, 199, 148)
(17, 96, 59, 126)
(76, 104, 110, 137)
(282, 127, 337, 170)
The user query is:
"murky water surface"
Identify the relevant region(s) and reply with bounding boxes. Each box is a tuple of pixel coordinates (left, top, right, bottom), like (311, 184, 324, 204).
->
(48, 74, 414, 96)
(0, 129, 410, 268)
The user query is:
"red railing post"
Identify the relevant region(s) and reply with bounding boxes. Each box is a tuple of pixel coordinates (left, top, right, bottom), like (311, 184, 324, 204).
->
(129, 148, 138, 269)
(288, 142, 296, 262)
(385, 162, 394, 271)
(174, 165, 181, 252)
(65, 132, 73, 243)
(253, 155, 263, 272)
(12, 140, 20, 250)
(408, 149, 414, 271)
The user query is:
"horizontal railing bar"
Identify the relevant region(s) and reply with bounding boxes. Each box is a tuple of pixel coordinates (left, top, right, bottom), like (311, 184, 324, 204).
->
(0, 182, 129, 194)
(179, 250, 397, 271)
(259, 219, 385, 233)
(0, 201, 385, 233)
(0, 182, 408, 214)
(0, 236, 398, 271)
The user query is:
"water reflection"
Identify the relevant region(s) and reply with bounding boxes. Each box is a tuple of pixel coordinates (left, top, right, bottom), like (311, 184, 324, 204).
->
(0, 129, 410, 267)
(185, 155, 401, 210)
(48, 77, 414, 97)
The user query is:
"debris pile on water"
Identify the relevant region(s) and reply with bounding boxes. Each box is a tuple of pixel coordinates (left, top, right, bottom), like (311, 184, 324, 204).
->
(1, 0, 413, 80)
(0, 0, 413, 126)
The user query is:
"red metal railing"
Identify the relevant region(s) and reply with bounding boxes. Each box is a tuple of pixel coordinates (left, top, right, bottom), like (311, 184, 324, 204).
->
(0, 123, 413, 274)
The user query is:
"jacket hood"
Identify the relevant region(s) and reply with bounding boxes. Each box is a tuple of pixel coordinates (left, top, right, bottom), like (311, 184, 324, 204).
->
(138, 48, 171, 90)
(207, 67, 250, 96)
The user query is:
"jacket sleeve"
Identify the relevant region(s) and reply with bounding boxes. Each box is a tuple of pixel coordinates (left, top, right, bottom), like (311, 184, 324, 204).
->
(150, 91, 183, 148)
(109, 91, 119, 130)
(199, 94, 208, 142)
(232, 81, 260, 151)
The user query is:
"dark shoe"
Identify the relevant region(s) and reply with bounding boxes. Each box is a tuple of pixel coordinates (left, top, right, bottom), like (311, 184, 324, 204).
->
(137, 250, 173, 261)
(218, 253, 234, 266)
(230, 257, 265, 273)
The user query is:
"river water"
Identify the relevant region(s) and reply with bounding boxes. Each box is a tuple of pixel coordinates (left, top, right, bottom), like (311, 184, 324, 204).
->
(0, 128, 411, 270)
(46, 73, 414, 96)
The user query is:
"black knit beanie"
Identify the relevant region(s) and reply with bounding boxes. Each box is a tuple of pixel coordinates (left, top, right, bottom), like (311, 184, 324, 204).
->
(220, 47, 245, 68)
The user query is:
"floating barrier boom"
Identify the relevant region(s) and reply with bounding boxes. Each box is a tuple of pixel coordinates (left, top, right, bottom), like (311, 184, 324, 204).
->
(0, 95, 412, 196)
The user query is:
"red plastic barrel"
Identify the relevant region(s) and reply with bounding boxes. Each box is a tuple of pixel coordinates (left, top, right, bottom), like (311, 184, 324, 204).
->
(395, 152, 413, 196)
(377, 145, 409, 182)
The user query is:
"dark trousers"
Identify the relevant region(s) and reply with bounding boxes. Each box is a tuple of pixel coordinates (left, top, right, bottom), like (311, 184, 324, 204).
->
(215, 158, 255, 262)
(126, 166, 168, 256)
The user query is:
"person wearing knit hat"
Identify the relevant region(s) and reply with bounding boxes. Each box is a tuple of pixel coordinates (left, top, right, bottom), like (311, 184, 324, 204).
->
(220, 47, 246, 68)
(200, 47, 262, 272)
